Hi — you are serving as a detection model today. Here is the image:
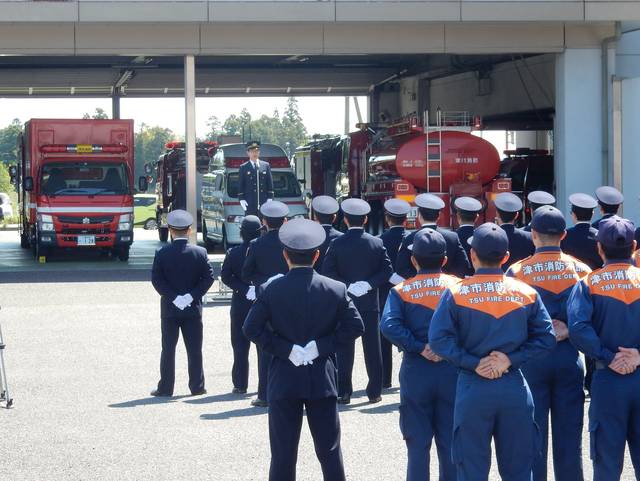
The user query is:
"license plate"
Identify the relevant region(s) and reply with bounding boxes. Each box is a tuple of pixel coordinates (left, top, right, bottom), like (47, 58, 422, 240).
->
(77, 235, 96, 246)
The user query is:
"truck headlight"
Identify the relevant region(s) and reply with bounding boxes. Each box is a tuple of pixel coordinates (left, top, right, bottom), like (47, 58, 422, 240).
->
(37, 214, 54, 231)
(118, 213, 132, 231)
(40, 223, 54, 231)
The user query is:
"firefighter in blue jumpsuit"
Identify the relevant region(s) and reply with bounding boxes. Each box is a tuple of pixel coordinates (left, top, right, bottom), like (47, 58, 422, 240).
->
(378, 198, 411, 388)
(380, 228, 459, 481)
(591, 186, 623, 229)
(568, 216, 640, 481)
(311, 195, 343, 272)
(507, 206, 590, 481)
(454, 196, 482, 268)
(243, 218, 364, 481)
(494, 192, 535, 271)
(429, 222, 556, 481)
(522, 191, 556, 232)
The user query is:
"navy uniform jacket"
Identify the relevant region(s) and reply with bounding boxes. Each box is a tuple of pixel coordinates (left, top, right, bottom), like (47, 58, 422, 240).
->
(568, 261, 640, 365)
(635, 227, 640, 248)
(500, 223, 535, 271)
(151, 239, 215, 319)
(396, 224, 471, 279)
(522, 223, 532, 232)
(314, 224, 343, 273)
(220, 242, 252, 308)
(378, 226, 406, 306)
(591, 213, 614, 230)
(429, 269, 556, 371)
(456, 224, 475, 264)
(322, 228, 393, 313)
(243, 267, 365, 400)
(241, 229, 289, 288)
(237, 160, 274, 215)
(561, 222, 603, 271)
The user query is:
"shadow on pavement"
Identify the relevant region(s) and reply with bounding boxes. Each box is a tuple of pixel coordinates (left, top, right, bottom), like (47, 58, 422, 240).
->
(108, 395, 190, 408)
(183, 391, 255, 404)
(200, 406, 267, 420)
(0, 270, 152, 284)
(358, 402, 399, 415)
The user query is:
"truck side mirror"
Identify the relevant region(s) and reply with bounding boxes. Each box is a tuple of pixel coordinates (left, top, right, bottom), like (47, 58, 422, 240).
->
(8, 165, 17, 183)
(23, 176, 33, 192)
(138, 176, 148, 192)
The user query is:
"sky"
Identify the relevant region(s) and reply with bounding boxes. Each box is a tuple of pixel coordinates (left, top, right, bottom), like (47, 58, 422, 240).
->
(0, 96, 369, 138)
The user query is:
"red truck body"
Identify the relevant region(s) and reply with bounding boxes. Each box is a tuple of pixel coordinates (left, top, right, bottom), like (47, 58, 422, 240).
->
(17, 119, 137, 260)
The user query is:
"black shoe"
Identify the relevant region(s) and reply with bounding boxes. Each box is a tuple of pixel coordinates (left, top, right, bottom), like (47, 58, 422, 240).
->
(368, 396, 382, 404)
(337, 396, 351, 405)
(191, 389, 207, 396)
(232, 388, 247, 394)
(150, 389, 172, 397)
(251, 398, 268, 407)
(383, 383, 392, 389)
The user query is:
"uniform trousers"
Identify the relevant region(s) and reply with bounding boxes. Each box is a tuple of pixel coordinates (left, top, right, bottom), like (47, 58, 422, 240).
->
(257, 348, 272, 401)
(399, 354, 457, 481)
(588, 368, 640, 481)
(229, 297, 252, 391)
(452, 370, 538, 481)
(381, 335, 393, 387)
(158, 316, 204, 395)
(268, 397, 346, 481)
(337, 310, 382, 399)
(522, 340, 585, 481)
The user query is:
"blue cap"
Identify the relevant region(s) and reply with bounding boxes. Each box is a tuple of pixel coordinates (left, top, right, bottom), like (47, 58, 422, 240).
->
(240, 215, 263, 235)
(312, 195, 339, 215)
(569, 193, 598, 210)
(454, 196, 482, 214)
(260, 200, 289, 219)
(167, 209, 193, 229)
(494, 192, 523, 213)
(527, 190, 556, 206)
(341, 198, 371, 216)
(384, 198, 411, 217)
(597, 216, 635, 249)
(245, 140, 261, 150)
(595, 186, 624, 206)
(409, 228, 446, 258)
(469, 222, 509, 259)
(279, 218, 326, 253)
(531, 206, 566, 235)
(415, 193, 445, 210)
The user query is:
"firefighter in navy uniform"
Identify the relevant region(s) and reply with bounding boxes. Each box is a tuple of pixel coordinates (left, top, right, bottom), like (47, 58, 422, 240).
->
(562, 193, 603, 271)
(150, 210, 215, 397)
(591, 186, 623, 229)
(380, 228, 459, 481)
(243, 218, 364, 481)
(522, 190, 556, 232)
(237, 140, 275, 216)
(454, 196, 482, 267)
(429, 222, 556, 481)
(220, 215, 263, 394)
(322, 198, 393, 404)
(569, 216, 640, 481)
(494, 192, 535, 271)
(378, 198, 411, 388)
(507, 206, 591, 481)
(311, 195, 343, 272)
(396, 193, 471, 279)
(241, 200, 290, 407)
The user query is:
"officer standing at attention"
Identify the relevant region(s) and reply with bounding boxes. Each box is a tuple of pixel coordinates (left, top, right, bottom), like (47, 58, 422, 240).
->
(494, 192, 535, 271)
(568, 216, 640, 481)
(454, 196, 482, 265)
(592, 186, 624, 229)
(220, 215, 263, 394)
(378, 198, 411, 388)
(396, 193, 471, 279)
(311, 195, 343, 272)
(507, 206, 591, 481)
(522, 190, 556, 232)
(243, 219, 364, 481)
(380, 228, 459, 481)
(237, 140, 275, 217)
(429, 223, 556, 481)
(562, 193, 603, 271)
(242, 200, 290, 407)
(322, 198, 393, 404)
(151, 210, 215, 397)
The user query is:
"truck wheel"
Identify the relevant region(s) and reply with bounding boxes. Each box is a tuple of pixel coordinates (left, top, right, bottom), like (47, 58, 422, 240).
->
(20, 232, 29, 249)
(144, 219, 157, 230)
(158, 226, 169, 242)
(117, 247, 130, 262)
(202, 220, 215, 251)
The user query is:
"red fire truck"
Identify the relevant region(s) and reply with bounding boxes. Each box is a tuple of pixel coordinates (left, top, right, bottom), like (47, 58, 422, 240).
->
(14, 119, 144, 261)
(294, 111, 511, 233)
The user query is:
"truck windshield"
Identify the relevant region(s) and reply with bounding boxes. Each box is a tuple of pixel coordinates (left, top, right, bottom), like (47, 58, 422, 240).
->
(41, 162, 129, 196)
(226, 171, 301, 198)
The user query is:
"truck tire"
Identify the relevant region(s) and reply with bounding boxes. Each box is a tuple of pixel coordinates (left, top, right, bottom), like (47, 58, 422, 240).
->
(158, 226, 169, 242)
(117, 246, 130, 262)
(20, 232, 29, 249)
(144, 219, 157, 230)
(202, 220, 216, 251)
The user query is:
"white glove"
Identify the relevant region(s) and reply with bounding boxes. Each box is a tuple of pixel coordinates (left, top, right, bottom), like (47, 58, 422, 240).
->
(359, 281, 372, 293)
(246, 286, 256, 301)
(266, 198, 273, 203)
(240, 200, 248, 211)
(347, 283, 365, 297)
(182, 293, 194, 307)
(263, 273, 284, 289)
(389, 273, 405, 285)
(303, 340, 319, 365)
(172, 296, 188, 310)
(289, 345, 306, 367)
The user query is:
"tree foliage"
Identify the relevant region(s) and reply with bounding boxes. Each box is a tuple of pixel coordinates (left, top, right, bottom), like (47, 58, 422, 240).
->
(0, 118, 22, 165)
(82, 108, 110, 120)
(134, 123, 175, 184)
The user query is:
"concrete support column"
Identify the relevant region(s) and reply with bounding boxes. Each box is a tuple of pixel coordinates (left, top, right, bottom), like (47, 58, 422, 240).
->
(554, 49, 604, 216)
(621, 77, 640, 223)
(184, 54, 197, 245)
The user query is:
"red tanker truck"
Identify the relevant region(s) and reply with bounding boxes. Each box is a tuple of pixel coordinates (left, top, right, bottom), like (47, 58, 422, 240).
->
(12, 119, 146, 261)
(294, 111, 511, 233)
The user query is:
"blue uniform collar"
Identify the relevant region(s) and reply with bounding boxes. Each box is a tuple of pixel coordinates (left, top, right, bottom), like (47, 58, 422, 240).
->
(474, 268, 504, 275)
(173, 238, 188, 242)
(417, 268, 443, 275)
(604, 259, 634, 266)
(535, 246, 561, 253)
(288, 266, 315, 274)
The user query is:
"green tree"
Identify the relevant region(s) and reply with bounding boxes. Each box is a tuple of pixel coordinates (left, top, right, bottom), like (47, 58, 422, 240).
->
(0, 119, 22, 165)
(205, 115, 222, 141)
(82, 108, 110, 120)
(134, 124, 174, 184)
(0, 163, 13, 195)
(281, 97, 307, 154)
